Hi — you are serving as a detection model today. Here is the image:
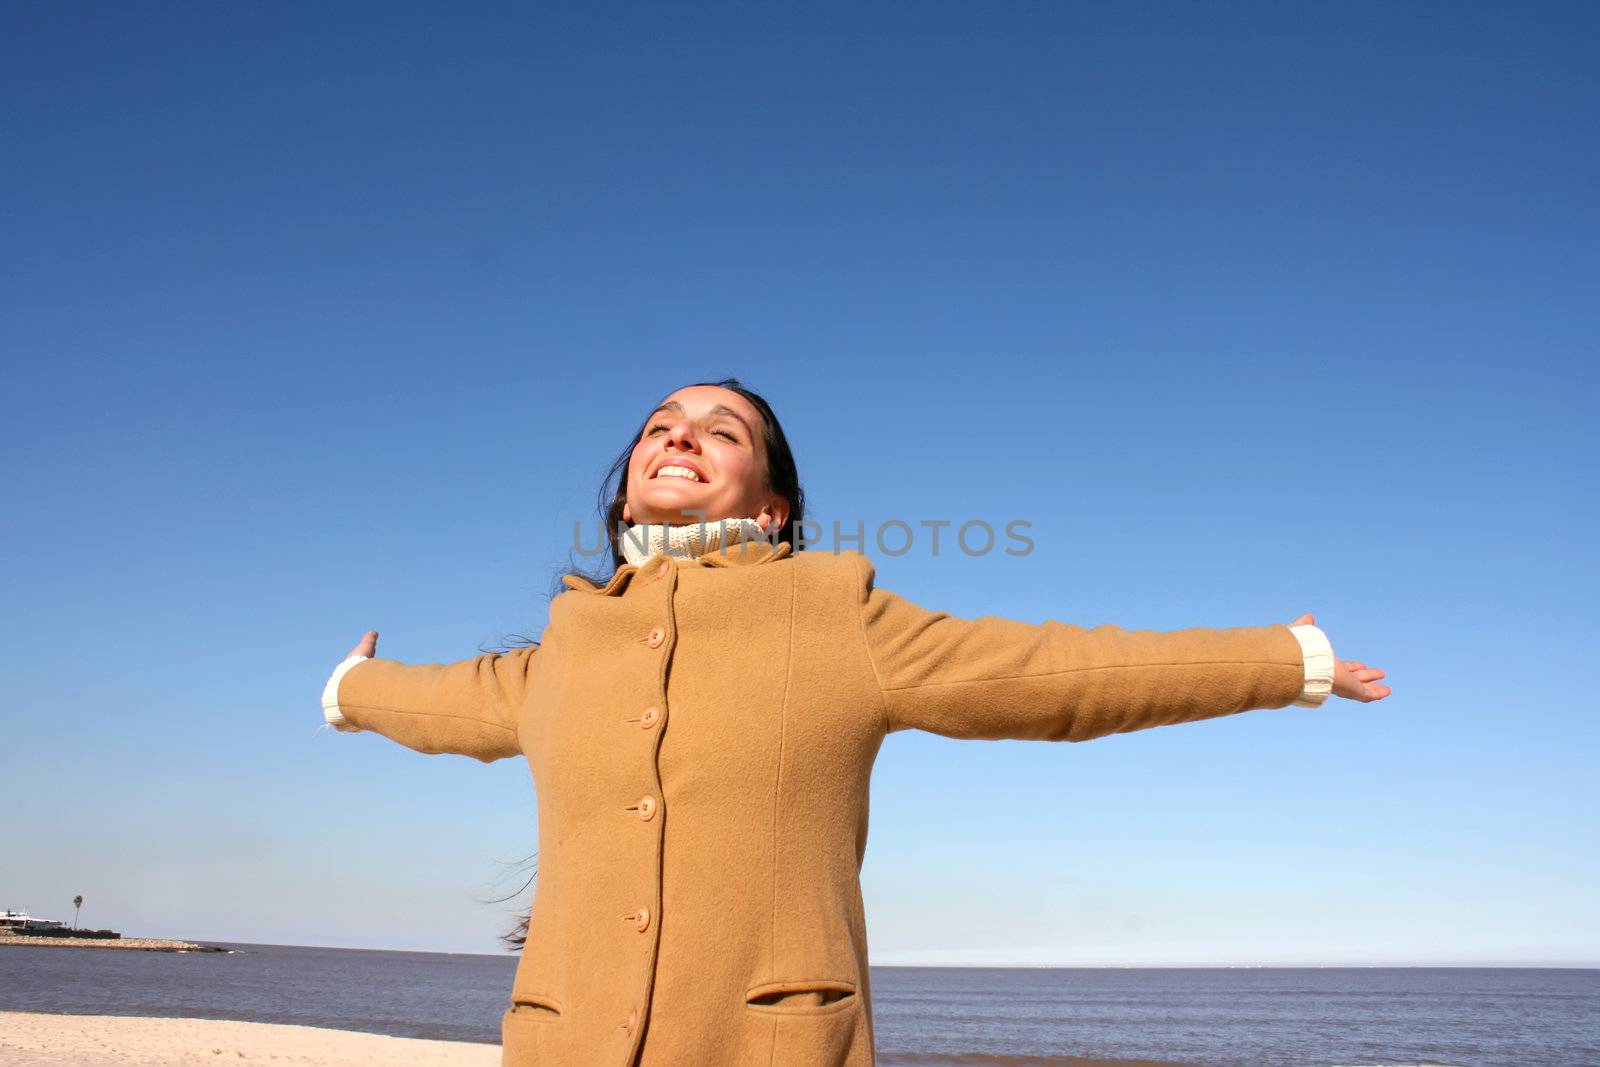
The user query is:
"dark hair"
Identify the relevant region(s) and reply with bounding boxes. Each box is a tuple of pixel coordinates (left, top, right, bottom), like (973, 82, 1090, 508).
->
(492, 377, 805, 951)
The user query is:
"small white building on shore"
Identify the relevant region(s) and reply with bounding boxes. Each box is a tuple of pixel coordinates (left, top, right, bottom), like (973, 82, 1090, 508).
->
(0, 909, 68, 931)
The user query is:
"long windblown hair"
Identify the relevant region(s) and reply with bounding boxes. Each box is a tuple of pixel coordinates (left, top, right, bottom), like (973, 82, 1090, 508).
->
(488, 378, 805, 951)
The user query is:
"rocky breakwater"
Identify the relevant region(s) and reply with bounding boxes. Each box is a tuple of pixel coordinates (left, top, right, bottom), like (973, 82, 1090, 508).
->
(0, 929, 230, 952)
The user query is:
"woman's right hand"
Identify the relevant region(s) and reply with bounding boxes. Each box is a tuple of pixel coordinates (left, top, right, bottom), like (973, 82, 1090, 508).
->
(345, 630, 379, 660)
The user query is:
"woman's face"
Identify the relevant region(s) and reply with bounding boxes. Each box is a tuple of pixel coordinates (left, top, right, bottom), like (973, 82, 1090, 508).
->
(622, 385, 789, 531)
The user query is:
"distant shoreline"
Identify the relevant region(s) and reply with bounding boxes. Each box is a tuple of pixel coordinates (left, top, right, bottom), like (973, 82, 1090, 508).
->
(0, 933, 228, 953)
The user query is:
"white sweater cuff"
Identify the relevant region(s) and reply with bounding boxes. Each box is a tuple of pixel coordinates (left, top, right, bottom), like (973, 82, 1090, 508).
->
(322, 654, 369, 732)
(1288, 624, 1336, 707)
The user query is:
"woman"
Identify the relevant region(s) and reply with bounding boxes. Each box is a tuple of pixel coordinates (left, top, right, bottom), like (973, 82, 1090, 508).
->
(321, 378, 1390, 1067)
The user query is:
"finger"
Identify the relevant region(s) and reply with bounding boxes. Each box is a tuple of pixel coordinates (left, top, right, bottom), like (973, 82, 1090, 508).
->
(1364, 683, 1392, 701)
(1342, 661, 1366, 672)
(1289, 613, 1315, 627)
(1354, 667, 1385, 681)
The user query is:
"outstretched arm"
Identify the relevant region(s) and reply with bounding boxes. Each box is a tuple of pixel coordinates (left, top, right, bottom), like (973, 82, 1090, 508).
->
(853, 556, 1390, 742)
(320, 630, 534, 763)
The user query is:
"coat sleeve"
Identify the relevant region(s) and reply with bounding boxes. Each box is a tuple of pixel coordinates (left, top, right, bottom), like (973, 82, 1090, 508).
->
(320, 645, 536, 763)
(850, 554, 1310, 742)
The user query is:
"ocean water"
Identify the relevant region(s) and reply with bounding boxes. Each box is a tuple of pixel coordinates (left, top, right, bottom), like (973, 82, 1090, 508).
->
(1, 943, 1595, 1066)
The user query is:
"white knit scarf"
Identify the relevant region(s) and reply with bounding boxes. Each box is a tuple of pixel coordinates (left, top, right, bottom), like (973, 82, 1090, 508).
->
(618, 516, 770, 567)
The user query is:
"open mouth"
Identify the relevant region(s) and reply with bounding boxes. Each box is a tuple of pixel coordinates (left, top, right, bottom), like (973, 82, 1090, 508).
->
(652, 463, 706, 484)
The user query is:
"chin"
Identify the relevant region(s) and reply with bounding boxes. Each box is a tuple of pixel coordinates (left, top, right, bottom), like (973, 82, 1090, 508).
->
(632, 498, 723, 525)
(638, 487, 714, 512)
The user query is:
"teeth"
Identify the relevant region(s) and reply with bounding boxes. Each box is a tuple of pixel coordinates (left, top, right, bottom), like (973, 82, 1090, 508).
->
(656, 465, 702, 482)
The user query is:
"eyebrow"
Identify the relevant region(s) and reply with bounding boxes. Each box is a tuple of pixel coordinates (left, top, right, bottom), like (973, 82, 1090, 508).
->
(648, 401, 757, 439)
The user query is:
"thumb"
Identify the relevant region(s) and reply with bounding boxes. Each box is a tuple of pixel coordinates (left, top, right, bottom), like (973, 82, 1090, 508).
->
(348, 630, 378, 659)
(1288, 613, 1315, 627)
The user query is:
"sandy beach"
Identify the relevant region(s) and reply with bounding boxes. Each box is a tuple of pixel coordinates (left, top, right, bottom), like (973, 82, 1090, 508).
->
(0, 1011, 499, 1066)
(0, 1010, 1187, 1066)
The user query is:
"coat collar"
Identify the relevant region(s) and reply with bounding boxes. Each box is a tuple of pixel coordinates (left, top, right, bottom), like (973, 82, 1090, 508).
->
(562, 539, 794, 596)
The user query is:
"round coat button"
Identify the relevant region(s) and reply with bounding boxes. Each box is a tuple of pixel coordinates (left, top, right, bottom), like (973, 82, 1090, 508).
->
(633, 905, 651, 932)
(636, 795, 657, 821)
(656, 560, 672, 578)
(646, 626, 665, 648)
(625, 1008, 638, 1032)
(640, 706, 661, 729)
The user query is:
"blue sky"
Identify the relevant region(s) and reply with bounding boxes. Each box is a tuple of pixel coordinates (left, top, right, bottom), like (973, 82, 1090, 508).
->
(3, 2, 1594, 964)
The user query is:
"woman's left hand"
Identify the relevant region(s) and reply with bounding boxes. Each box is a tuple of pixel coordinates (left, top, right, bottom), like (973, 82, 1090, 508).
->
(1289, 613, 1392, 703)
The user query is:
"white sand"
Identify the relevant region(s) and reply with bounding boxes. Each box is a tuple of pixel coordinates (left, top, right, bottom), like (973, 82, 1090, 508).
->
(0, 1011, 500, 1066)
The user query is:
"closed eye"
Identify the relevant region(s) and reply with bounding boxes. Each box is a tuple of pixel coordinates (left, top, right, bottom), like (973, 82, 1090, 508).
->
(643, 422, 739, 442)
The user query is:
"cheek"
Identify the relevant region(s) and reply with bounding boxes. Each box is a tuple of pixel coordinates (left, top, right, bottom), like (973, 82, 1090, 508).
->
(719, 453, 763, 498)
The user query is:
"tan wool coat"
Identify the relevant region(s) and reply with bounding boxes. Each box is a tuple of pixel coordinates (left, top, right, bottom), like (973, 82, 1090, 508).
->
(329, 539, 1312, 1066)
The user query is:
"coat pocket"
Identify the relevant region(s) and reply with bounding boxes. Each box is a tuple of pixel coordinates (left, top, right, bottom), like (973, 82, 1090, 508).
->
(744, 979, 867, 1064)
(502, 994, 566, 1065)
(744, 978, 858, 1016)
(506, 992, 564, 1020)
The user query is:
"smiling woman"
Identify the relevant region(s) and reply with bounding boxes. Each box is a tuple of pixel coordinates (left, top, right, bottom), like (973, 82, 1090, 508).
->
(318, 377, 1391, 1067)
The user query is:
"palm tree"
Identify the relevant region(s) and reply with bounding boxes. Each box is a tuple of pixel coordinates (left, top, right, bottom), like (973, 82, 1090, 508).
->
(73, 896, 83, 930)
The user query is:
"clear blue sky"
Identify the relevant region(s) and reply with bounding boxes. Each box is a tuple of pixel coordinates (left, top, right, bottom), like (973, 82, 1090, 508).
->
(3, 2, 1594, 965)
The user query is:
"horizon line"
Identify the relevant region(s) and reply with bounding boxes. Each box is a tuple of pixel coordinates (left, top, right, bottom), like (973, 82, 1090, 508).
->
(186, 940, 1600, 969)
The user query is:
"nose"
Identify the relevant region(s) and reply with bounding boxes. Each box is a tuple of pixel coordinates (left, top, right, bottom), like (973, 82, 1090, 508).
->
(661, 417, 700, 454)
